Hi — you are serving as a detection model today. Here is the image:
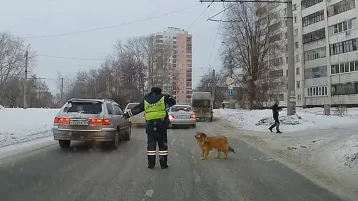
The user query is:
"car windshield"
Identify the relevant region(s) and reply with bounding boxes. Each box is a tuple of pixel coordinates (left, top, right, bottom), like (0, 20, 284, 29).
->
(126, 103, 139, 109)
(171, 106, 192, 112)
(63, 102, 102, 114)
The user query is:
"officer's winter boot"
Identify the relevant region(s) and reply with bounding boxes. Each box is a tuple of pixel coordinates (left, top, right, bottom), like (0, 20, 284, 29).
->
(148, 155, 156, 169)
(159, 155, 168, 169)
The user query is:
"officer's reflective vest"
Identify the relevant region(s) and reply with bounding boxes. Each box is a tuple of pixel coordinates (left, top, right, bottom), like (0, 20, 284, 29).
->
(144, 96, 166, 121)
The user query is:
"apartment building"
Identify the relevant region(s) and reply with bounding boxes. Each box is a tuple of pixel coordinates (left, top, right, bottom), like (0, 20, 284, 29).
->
(154, 27, 193, 104)
(256, 3, 302, 107)
(298, 0, 358, 106)
(257, 0, 358, 107)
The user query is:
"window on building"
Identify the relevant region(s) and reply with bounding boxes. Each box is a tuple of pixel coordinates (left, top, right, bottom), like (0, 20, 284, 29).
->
(302, 0, 323, 9)
(304, 47, 326, 61)
(297, 94, 301, 101)
(269, 33, 282, 43)
(269, 69, 284, 78)
(270, 57, 284, 66)
(307, 86, 328, 96)
(332, 82, 358, 95)
(329, 38, 358, 55)
(295, 41, 299, 49)
(327, 0, 355, 17)
(295, 54, 300, 62)
(303, 28, 326, 44)
(329, 18, 356, 35)
(302, 10, 324, 27)
(296, 67, 300, 75)
(331, 60, 358, 74)
(296, 81, 301, 88)
(304, 66, 327, 79)
(294, 16, 297, 23)
(285, 32, 288, 39)
(294, 28, 298, 36)
(286, 57, 288, 64)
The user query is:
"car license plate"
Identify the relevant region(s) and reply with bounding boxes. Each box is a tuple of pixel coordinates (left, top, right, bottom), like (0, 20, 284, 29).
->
(70, 120, 89, 125)
(177, 115, 187, 119)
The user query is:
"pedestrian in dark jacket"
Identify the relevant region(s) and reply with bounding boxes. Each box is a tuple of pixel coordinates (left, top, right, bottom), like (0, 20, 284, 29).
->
(269, 100, 282, 133)
(123, 87, 176, 169)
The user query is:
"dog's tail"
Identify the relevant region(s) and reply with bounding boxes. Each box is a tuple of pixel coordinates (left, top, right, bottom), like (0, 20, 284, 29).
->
(228, 146, 235, 153)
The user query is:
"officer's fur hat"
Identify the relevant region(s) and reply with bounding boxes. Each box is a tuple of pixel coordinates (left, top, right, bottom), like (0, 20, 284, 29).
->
(150, 87, 162, 94)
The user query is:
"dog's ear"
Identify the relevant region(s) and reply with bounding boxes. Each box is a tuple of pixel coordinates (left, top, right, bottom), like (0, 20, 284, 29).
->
(200, 132, 207, 138)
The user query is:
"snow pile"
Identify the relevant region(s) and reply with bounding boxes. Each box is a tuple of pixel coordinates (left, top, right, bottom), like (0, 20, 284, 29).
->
(214, 107, 358, 132)
(255, 115, 305, 126)
(0, 108, 60, 147)
(0, 105, 4, 110)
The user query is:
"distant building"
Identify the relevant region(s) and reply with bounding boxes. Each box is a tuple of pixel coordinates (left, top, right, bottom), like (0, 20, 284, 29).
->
(154, 27, 193, 104)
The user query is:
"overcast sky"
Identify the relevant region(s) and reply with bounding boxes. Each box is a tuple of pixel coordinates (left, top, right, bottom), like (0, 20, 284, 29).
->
(1, 0, 224, 93)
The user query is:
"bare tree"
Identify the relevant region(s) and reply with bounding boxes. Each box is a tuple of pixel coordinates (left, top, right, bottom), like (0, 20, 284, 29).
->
(0, 32, 36, 103)
(221, 3, 282, 109)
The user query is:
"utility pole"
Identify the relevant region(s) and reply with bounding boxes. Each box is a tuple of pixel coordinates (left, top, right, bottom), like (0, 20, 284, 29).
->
(286, 0, 296, 115)
(211, 69, 216, 107)
(200, 0, 296, 115)
(23, 48, 29, 109)
(60, 77, 64, 103)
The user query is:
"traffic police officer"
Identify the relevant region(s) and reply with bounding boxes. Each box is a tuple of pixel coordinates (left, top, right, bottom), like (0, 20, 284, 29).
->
(123, 87, 176, 169)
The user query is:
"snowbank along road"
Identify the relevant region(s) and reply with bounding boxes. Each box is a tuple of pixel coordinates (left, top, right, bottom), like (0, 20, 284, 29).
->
(0, 121, 348, 201)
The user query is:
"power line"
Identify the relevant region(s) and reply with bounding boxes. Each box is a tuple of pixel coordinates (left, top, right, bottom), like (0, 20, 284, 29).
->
(24, 4, 200, 39)
(207, 3, 226, 67)
(37, 54, 106, 61)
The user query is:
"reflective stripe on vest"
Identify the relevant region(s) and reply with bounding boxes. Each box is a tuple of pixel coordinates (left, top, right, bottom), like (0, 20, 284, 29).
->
(144, 96, 166, 121)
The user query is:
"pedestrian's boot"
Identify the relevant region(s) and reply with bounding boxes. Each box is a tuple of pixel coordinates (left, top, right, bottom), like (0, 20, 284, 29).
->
(159, 155, 168, 169)
(277, 130, 282, 134)
(148, 155, 156, 169)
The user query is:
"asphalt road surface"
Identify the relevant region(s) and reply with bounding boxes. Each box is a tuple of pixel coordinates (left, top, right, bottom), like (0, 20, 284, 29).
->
(0, 121, 346, 201)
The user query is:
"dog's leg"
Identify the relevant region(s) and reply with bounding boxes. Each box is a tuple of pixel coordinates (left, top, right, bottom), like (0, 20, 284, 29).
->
(201, 149, 204, 158)
(223, 151, 228, 159)
(201, 150, 210, 160)
(215, 150, 221, 159)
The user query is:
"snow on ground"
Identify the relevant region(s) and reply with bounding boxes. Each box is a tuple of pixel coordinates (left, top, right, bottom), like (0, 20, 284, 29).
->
(214, 107, 358, 199)
(0, 108, 60, 148)
(214, 107, 358, 132)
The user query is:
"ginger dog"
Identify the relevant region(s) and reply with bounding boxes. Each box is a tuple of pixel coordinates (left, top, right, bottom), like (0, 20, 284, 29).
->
(195, 132, 235, 160)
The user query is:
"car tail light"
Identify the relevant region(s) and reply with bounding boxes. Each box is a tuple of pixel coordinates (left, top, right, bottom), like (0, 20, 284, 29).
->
(54, 117, 70, 124)
(190, 114, 196, 119)
(89, 118, 111, 125)
(169, 114, 174, 120)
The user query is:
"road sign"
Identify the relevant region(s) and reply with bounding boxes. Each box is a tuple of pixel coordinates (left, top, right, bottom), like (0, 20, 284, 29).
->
(228, 89, 233, 96)
(228, 85, 233, 90)
(226, 77, 233, 85)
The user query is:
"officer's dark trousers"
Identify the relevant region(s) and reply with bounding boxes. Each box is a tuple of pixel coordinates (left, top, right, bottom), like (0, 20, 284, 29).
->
(146, 120, 168, 168)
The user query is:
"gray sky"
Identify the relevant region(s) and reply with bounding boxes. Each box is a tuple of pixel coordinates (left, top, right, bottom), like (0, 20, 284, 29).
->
(1, 0, 224, 93)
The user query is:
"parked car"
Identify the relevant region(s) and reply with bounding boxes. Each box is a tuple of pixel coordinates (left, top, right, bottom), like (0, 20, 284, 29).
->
(52, 98, 131, 149)
(168, 105, 196, 128)
(124, 102, 145, 127)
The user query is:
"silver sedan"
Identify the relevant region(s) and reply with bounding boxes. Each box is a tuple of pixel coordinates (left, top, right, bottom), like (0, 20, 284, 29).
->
(168, 105, 196, 128)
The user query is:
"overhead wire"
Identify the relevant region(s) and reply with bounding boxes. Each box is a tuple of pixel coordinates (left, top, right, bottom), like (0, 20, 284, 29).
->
(36, 54, 106, 61)
(207, 2, 228, 69)
(24, 4, 201, 39)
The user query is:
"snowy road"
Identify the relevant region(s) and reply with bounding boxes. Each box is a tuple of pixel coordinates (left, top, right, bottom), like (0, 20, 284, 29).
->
(0, 122, 346, 201)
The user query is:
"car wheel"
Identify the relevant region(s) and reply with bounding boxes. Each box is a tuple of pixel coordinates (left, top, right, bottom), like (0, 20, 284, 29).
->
(59, 140, 71, 148)
(209, 116, 213, 122)
(192, 124, 196, 128)
(111, 130, 120, 149)
(123, 126, 131, 141)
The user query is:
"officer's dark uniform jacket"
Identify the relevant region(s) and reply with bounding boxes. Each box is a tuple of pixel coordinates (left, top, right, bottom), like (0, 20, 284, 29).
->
(126, 92, 176, 168)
